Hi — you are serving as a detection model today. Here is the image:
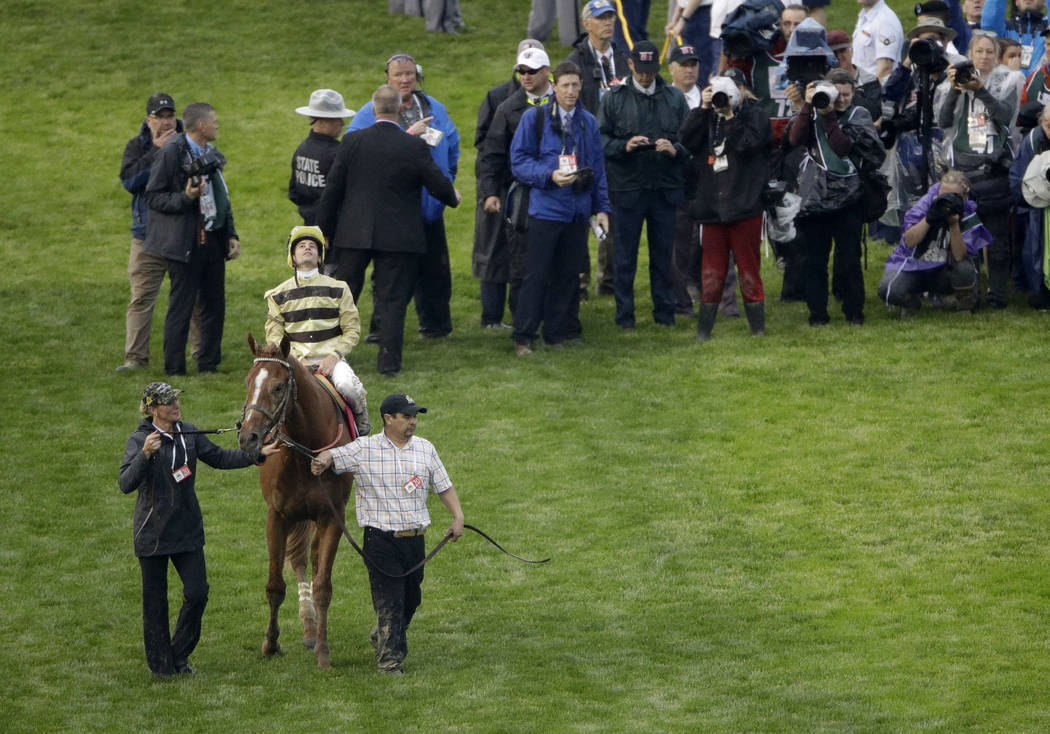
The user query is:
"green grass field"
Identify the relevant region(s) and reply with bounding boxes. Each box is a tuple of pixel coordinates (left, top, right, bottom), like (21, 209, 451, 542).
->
(2, 0, 1050, 731)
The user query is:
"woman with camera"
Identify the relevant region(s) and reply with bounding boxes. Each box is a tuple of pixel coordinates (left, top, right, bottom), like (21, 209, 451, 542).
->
(679, 71, 773, 341)
(937, 31, 1016, 308)
(876, 169, 992, 313)
(786, 70, 878, 326)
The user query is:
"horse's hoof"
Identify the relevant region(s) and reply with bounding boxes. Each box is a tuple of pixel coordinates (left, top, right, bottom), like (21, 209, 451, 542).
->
(317, 656, 332, 669)
(303, 638, 316, 650)
(262, 640, 283, 657)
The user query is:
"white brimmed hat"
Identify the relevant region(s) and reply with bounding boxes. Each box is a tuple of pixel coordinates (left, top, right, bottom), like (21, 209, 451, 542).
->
(516, 47, 551, 70)
(1022, 151, 1050, 208)
(295, 89, 355, 118)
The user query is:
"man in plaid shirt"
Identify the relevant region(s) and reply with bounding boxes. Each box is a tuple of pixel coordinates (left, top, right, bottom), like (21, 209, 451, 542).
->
(311, 393, 464, 674)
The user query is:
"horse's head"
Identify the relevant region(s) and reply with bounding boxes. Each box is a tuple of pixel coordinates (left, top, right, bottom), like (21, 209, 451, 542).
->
(238, 333, 296, 461)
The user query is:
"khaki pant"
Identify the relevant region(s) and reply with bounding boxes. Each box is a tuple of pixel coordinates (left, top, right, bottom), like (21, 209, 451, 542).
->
(124, 238, 200, 366)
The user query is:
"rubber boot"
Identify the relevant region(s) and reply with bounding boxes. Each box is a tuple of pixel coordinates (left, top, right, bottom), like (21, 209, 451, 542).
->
(696, 303, 718, 342)
(744, 300, 766, 336)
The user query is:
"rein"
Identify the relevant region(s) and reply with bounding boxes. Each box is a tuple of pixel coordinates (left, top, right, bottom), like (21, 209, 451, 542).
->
(242, 354, 550, 576)
(276, 434, 551, 576)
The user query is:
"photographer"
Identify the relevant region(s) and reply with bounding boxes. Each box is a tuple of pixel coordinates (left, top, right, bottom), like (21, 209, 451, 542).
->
(680, 71, 773, 340)
(144, 102, 239, 376)
(598, 40, 689, 330)
(938, 30, 1016, 307)
(787, 69, 881, 326)
(877, 170, 992, 312)
(879, 17, 963, 240)
(509, 61, 610, 354)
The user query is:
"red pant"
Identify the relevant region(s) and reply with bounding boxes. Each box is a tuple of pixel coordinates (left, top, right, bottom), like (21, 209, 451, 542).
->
(700, 214, 764, 304)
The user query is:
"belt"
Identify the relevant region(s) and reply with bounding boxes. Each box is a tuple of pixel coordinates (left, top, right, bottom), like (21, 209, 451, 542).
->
(393, 528, 426, 538)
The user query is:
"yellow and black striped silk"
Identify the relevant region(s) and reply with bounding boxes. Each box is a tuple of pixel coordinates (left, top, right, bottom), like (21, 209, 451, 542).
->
(264, 272, 361, 361)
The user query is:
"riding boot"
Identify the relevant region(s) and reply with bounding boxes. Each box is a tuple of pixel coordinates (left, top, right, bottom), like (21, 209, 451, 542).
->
(744, 300, 766, 336)
(696, 303, 718, 342)
(349, 394, 371, 437)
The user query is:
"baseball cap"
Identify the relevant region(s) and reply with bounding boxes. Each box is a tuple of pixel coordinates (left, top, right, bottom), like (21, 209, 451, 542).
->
(825, 29, 851, 51)
(146, 93, 175, 116)
(517, 46, 551, 70)
(631, 40, 661, 73)
(380, 393, 428, 416)
(142, 381, 183, 406)
(914, 0, 950, 16)
(669, 44, 699, 64)
(584, 0, 617, 19)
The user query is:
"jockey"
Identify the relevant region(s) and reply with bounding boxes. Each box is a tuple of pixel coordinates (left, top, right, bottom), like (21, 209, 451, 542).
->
(264, 225, 370, 436)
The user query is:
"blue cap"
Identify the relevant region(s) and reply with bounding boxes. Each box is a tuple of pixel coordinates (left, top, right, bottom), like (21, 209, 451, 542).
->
(585, 0, 617, 18)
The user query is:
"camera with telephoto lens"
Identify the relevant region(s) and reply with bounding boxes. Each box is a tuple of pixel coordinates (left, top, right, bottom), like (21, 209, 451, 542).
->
(183, 147, 224, 183)
(925, 192, 965, 226)
(810, 81, 839, 110)
(953, 60, 978, 86)
(709, 76, 739, 110)
(908, 37, 949, 74)
(572, 166, 595, 193)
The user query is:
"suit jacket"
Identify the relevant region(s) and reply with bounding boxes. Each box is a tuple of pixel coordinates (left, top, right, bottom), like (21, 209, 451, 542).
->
(317, 120, 458, 253)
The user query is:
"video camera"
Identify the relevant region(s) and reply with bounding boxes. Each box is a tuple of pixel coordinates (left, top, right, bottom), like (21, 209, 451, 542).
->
(908, 37, 949, 74)
(785, 56, 831, 86)
(183, 148, 225, 184)
(720, 0, 784, 59)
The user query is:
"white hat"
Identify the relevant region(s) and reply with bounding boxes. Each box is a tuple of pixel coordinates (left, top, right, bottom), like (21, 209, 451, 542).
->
(1022, 151, 1050, 208)
(295, 89, 355, 118)
(516, 47, 551, 70)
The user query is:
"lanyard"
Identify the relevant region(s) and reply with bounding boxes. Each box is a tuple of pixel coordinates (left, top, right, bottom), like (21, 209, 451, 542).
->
(155, 422, 188, 472)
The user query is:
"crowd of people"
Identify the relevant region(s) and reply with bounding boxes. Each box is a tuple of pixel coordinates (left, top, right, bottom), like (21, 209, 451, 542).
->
(116, 0, 1050, 375)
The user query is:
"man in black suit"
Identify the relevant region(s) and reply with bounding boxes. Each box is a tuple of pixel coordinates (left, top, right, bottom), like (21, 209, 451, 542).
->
(317, 85, 460, 377)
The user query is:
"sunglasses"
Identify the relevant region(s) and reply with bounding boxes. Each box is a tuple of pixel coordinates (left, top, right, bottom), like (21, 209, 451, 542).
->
(516, 67, 545, 76)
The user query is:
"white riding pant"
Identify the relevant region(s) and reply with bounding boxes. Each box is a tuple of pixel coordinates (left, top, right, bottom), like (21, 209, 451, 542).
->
(307, 357, 366, 408)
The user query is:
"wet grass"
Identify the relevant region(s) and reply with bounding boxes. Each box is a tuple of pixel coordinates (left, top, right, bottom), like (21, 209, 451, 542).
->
(2, 0, 1050, 732)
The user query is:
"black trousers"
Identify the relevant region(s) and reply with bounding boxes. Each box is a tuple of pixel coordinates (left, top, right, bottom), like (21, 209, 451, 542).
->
(138, 548, 208, 676)
(798, 208, 865, 324)
(331, 248, 420, 375)
(363, 527, 425, 671)
(164, 240, 225, 375)
(513, 217, 587, 345)
(414, 218, 453, 337)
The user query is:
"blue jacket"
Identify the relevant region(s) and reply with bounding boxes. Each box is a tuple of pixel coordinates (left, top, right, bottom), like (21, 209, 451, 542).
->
(120, 118, 183, 239)
(510, 104, 610, 223)
(347, 92, 459, 223)
(981, 0, 1049, 77)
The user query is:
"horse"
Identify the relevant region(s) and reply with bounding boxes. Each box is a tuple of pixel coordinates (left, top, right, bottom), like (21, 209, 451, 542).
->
(237, 333, 354, 668)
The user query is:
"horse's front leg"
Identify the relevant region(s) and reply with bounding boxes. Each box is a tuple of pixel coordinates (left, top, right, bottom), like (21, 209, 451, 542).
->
(262, 509, 287, 657)
(311, 514, 343, 668)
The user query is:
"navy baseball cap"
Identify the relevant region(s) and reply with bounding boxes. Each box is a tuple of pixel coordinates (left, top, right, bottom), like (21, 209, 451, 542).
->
(380, 393, 428, 416)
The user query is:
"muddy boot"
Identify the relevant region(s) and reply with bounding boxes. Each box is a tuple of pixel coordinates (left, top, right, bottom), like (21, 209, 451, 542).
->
(744, 300, 766, 336)
(696, 303, 718, 342)
(349, 395, 371, 437)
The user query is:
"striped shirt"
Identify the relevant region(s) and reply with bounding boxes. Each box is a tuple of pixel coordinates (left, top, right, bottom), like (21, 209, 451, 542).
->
(330, 432, 453, 532)
(264, 271, 360, 360)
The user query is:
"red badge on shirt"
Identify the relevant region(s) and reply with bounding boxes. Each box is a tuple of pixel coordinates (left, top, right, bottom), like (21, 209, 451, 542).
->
(402, 475, 423, 494)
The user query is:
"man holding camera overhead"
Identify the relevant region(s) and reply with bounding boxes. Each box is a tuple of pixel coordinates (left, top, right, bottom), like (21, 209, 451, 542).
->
(145, 102, 240, 376)
(598, 40, 689, 330)
(876, 169, 992, 313)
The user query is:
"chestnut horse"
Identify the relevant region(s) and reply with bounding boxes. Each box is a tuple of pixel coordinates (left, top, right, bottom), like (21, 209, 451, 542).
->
(238, 333, 354, 668)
